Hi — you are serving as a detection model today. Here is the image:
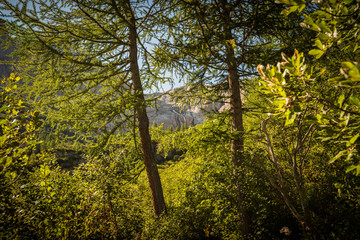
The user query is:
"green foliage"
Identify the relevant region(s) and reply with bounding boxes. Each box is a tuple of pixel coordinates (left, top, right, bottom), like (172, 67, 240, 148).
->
(259, 0, 360, 175)
(1, 75, 359, 239)
(0, 74, 143, 239)
(1, 0, 360, 239)
(0, 74, 41, 179)
(0, 0, 171, 149)
(147, 117, 299, 239)
(253, 0, 360, 237)
(0, 74, 53, 238)
(2, 156, 145, 239)
(257, 50, 315, 126)
(0, 99, 144, 239)
(1, 0, 170, 217)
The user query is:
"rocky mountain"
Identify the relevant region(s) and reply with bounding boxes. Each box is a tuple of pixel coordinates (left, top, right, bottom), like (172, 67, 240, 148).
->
(146, 88, 227, 129)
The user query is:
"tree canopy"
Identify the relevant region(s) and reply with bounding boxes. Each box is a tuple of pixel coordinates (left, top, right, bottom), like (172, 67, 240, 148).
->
(1, 0, 359, 239)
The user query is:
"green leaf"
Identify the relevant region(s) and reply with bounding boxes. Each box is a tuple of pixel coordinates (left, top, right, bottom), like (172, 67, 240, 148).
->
(337, 94, 345, 107)
(346, 165, 360, 175)
(315, 39, 323, 50)
(5, 157, 12, 168)
(329, 150, 347, 163)
(287, 5, 300, 14)
(298, 3, 306, 12)
(0, 135, 6, 146)
(340, 6, 348, 15)
(354, 44, 358, 52)
(12, 109, 18, 115)
(316, 114, 330, 125)
(349, 96, 360, 108)
(346, 134, 359, 147)
(348, 67, 360, 80)
(10, 171, 17, 180)
(304, 15, 318, 31)
(309, 49, 324, 59)
(349, 134, 359, 145)
(318, 33, 330, 40)
(40, 165, 51, 177)
(17, 99, 25, 107)
(318, 21, 332, 33)
(285, 109, 296, 126)
(341, 61, 355, 70)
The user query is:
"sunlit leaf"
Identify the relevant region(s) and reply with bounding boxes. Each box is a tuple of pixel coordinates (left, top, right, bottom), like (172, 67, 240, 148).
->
(0, 135, 6, 146)
(329, 150, 347, 164)
(346, 165, 360, 175)
(285, 109, 296, 126)
(337, 94, 345, 107)
(349, 134, 359, 145)
(315, 39, 323, 50)
(309, 49, 324, 59)
(349, 96, 360, 108)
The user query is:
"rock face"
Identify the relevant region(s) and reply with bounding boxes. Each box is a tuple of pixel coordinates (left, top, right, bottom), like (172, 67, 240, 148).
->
(146, 88, 227, 129)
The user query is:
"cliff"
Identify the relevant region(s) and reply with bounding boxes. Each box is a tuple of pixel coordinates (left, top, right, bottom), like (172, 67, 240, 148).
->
(146, 88, 228, 129)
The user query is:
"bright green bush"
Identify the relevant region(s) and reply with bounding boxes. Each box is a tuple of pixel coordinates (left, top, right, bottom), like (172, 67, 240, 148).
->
(1, 75, 144, 239)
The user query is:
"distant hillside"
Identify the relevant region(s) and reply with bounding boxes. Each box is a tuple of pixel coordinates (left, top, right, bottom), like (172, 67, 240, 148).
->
(146, 88, 227, 129)
(0, 19, 14, 78)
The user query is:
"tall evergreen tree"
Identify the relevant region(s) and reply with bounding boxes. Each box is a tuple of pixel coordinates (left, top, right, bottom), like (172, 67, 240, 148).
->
(0, 0, 167, 217)
(152, 0, 308, 236)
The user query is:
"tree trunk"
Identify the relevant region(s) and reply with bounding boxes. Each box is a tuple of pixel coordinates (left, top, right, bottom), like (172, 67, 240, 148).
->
(220, 0, 252, 236)
(261, 119, 319, 238)
(128, 8, 166, 218)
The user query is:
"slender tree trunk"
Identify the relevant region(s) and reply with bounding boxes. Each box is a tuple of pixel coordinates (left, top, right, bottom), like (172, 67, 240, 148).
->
(220, 0, 252, 236)
(261, 119, 319, 238)
(128, 8, 166, 218)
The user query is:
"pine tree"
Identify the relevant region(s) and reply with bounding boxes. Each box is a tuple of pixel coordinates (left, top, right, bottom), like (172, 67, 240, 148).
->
(153, 0, 309, 235)
(0, 0, 167, 217)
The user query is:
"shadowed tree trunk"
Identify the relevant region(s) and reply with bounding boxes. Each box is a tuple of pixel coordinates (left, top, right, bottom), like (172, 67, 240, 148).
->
(220, 0, 252, 236)
(128, 5, 166, 217)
